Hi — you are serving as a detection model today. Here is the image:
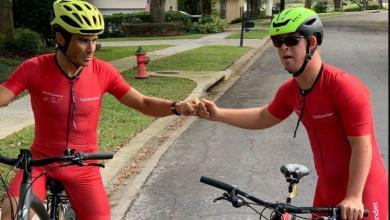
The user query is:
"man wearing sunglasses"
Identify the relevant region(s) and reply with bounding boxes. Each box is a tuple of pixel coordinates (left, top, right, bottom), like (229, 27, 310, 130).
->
(197, 7, 387, 220)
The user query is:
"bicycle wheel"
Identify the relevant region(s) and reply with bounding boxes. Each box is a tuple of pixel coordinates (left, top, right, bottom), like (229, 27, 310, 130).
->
(31, 194, 50, 220)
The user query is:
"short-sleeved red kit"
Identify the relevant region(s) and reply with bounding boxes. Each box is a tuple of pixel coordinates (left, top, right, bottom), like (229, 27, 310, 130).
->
(3, 53, 131, 219)
(268, 64, 387, 220)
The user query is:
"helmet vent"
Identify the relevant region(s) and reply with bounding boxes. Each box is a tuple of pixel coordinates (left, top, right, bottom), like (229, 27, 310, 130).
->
(60, 15, 81, 28)
(80, 29, 103, 34)
(92, 16, 97, 25)
(84, 3, 92, 10)
(98, 15, 102, 24)
(64, 5, 72, 11)
(273, 19, 291, 28)
(72, 13, 83, 24)
(305, 18, 316, 25)
(73, 3, 83, 11)
(82, 15, 92, 26)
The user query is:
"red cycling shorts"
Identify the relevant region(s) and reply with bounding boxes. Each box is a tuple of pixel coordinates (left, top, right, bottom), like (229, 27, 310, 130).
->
(7, 164, 110, 220)
(313, 172, 388, 220)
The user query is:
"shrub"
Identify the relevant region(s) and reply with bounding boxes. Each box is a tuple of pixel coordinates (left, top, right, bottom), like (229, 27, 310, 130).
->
(343, 4, 361, 11)
(366, 3, 380, 10)
(6, 29, 43, 56)
(13, 0, 56, 46)
(102, 12, 151, 38)
(313, 1, 328, 13)
(121, 23, 182, 37)
(194, 16, 228, 33)
(165, 11, 192, 30)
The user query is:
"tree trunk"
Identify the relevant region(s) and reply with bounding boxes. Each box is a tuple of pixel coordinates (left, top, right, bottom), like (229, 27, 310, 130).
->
(0, 0, 14, 40)
(304, 0, 312, 9)
(150, 0, 166, 23)
(250, 0, 260, 19)
(201, 0, 212, 16)
(333, 0, 341, 11)
(378, 0, 383, 8)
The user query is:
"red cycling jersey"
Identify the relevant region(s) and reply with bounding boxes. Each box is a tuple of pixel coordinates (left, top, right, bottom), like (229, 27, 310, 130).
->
(3, 53, 131, 156)
(268, 64, 387, 219)
(3, 53, 131, 219)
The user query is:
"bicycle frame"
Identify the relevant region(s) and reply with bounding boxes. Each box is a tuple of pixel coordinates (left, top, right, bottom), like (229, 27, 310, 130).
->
(0, 148, 113, 220)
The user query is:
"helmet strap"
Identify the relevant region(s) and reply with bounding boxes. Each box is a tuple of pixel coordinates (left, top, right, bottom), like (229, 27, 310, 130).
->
(57, 40, 83, 69)
(286, 37, 317, 77)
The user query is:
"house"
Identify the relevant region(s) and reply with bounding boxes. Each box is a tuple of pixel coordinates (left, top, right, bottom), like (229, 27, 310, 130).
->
(214, 0, 274, 23)
(89, 0, 178, 15)
(215, 0, 245, 22)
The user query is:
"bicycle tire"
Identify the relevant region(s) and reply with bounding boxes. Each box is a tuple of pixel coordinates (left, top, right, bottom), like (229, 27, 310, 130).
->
(30, 194, 50, 220)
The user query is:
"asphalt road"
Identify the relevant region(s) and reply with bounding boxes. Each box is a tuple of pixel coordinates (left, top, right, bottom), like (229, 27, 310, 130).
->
(124, 11, 388, 220)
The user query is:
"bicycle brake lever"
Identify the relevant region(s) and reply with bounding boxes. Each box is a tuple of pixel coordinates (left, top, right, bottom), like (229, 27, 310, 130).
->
(213, 193, 230, 203)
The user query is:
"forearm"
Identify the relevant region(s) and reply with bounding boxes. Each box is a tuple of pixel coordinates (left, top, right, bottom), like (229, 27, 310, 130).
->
(136, 96, 174, 117)
(0, 85, 15, 107)
(346, 136, 372, 199)
(214, 107, 281, 130)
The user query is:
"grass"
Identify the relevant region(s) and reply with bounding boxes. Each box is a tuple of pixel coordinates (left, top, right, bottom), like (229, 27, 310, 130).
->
(148, 45, 250, 72)
(99, 33, 208, 42)
(94, 45, 171, 61)
(225, 29, 268, 39)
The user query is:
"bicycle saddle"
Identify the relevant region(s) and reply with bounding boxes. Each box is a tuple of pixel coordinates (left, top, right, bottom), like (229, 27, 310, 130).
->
(280, 164, 310, 183)
(47, 178, 65, 194)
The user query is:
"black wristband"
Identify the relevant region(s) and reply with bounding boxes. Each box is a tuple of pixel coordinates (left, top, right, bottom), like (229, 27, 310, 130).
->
(171, 101, 181, 115)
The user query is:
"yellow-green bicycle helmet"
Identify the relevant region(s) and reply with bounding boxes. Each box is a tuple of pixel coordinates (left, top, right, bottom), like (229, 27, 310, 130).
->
(269, 7, 323, 45)
(50, 0, 104, 35)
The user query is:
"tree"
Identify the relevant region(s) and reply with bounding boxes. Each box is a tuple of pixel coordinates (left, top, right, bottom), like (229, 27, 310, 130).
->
(201, 0, 212, 16)
(0, 0, 14, 40)
(349, 0, 368, 10)
(250, 0, 261, 19)
(178, 0, 201, 15)
(13, 0, 55, 45)
(150, 0, 166, 23)
(304, 0, 312, 9)
(333, 0, 341, 11)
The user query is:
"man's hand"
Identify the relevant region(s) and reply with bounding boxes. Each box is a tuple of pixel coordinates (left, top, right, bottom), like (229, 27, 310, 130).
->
(196, 99, 218, 120)
(177, 98, 204, 116)
(338, 196, 365, 220)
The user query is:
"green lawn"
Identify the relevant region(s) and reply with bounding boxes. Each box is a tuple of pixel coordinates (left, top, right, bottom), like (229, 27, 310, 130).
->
(99, 33, 208, 42)
(225, 29, 268, 39)
(149, 45, 250, 72)
(94, 45, 171, 61)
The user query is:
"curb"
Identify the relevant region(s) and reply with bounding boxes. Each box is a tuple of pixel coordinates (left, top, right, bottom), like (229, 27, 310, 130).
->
(107, 37, 271, 219)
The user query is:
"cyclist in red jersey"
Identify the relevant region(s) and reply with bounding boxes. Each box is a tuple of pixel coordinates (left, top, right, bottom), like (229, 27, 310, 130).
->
(197, 7, 387, 220)
(0, 0, 200, 219)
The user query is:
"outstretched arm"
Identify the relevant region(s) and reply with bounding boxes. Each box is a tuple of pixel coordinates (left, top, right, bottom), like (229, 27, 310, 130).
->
(338, 135, 371, 220)
(118, 88, 200, 117)
(0, 85, 15, 107)
(198, 99, 282, 130)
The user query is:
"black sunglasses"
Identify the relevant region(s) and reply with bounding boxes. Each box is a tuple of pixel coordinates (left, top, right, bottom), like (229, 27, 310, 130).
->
(271, 35, 306, 48)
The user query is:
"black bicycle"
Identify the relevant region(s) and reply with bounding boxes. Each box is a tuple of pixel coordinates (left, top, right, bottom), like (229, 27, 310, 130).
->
(200, 164, 369, 220)
(0, 148, 113, 220)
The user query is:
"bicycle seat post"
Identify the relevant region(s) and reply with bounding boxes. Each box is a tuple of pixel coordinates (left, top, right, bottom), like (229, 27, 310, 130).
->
(280, 164, 310, 204)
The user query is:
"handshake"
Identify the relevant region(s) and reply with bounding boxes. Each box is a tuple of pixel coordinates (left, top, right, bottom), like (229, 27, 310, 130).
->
(175, 98, 216, 120)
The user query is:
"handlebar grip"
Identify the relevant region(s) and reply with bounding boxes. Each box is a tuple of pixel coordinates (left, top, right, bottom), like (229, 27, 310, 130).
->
(0, 155, 17, 166)
(83, 152, 113, 160)
(200, 176, 234, 192)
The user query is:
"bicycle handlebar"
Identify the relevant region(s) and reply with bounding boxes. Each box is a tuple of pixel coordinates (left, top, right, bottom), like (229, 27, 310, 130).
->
(200, 176, 369, 218)
(0, 150, 113, 167)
